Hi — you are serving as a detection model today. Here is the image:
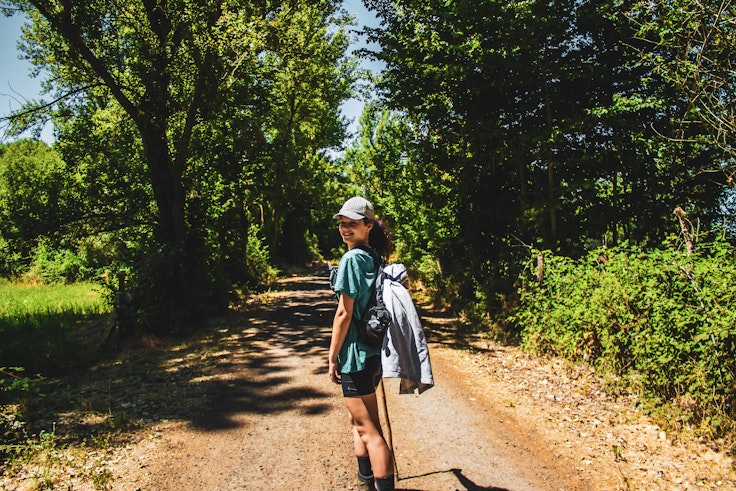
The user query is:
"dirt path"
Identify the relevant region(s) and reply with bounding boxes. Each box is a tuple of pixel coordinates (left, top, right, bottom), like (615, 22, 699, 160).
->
(112, 273, 581, 490)
(5, 273, 734, 490)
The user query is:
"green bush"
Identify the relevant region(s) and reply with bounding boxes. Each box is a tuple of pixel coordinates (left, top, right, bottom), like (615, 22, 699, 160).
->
(245, 224, 279, 284)
(0, 236, 24, 278)
(513, 237, 736, 437)
(27, 240, 87, 284)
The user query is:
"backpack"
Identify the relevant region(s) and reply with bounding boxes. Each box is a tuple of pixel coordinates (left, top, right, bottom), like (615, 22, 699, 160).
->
(329, 245, 392, 349)
(329, 251, 435, 392)
(354, 245, 392, 349)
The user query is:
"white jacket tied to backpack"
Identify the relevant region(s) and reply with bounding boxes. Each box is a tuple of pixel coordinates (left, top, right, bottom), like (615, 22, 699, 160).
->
(380, 263, 434, 394)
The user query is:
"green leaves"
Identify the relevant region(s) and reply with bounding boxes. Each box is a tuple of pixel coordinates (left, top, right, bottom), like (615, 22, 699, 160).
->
(515, 236, 736, 435)
(626, 0, 736, 173)
(0, 140, 75, 268)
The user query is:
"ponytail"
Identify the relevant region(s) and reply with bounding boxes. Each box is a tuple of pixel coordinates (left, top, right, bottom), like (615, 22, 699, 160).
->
(368, 219, 394, 261)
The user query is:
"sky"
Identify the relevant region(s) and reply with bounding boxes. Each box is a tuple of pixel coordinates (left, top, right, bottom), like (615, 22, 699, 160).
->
(0, 1, 381, 146)
(0, 12, 54, 143)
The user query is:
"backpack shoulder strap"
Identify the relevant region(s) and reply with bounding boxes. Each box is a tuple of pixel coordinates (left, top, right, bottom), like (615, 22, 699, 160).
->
(354, 244, 381, 271)
(352, 245, 386, 322)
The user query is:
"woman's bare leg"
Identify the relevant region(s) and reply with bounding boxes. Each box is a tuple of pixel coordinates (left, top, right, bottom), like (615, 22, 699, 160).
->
(345, 393, 393, 478)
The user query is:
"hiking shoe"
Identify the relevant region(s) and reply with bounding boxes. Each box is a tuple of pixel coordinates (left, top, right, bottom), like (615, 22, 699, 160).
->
(355, 480, 375, 491)
(356, 472, 375, 490)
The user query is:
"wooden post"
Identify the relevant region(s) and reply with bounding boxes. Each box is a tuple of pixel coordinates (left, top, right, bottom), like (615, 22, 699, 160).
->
(536, 254, 544, 282)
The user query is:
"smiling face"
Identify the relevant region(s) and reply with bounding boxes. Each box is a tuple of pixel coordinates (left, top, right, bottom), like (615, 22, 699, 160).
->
(337, 217, 373, 249)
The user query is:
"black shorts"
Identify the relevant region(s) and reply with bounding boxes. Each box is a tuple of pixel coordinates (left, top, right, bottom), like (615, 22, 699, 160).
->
(341, 355, 382, 397)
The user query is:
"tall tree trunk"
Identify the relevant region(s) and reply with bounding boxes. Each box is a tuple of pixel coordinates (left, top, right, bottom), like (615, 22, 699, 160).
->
(547, 162, 557, 241)
(136, 120, 200, 336)
(519, 159, 528, 209)
(140, 124, 187, 245)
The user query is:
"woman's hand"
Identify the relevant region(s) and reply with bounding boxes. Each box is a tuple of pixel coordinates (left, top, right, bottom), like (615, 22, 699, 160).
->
(328, 360, 341, 384)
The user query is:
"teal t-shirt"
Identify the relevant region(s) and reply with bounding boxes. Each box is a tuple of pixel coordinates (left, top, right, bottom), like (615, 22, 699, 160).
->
(333, 247, 381, 373)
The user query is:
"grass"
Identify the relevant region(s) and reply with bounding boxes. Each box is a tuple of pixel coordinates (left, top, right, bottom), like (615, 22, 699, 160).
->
(0, 281, 119, 489)
(0, 280, 112, 374)
(0, 279, 109, 318)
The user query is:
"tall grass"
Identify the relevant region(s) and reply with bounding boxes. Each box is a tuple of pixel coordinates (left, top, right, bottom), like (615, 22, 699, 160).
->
(0, 280, 112, 374)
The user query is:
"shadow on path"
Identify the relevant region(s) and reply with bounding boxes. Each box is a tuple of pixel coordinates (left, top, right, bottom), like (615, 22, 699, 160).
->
(418, 301, 499, 353)
(397, 468, 511, 491)
(32, 273, 338, 439)
(450, 468, 512, 491)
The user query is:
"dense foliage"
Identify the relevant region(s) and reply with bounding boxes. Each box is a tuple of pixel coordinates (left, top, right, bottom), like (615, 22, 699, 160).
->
(0, 140, 72, 276)
(1, 0, 355, 334)
(627, 0, 736, 168)
(351, 0, 733, 320)
(514, 233, 736, 436)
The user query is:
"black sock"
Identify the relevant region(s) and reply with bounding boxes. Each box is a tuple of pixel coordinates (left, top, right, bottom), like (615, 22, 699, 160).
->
(374, 475, 395, 491)
(357, 456, 373, 481)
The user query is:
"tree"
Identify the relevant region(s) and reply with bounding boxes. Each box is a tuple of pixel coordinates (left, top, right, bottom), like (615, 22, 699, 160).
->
(0, 0, 353, 333)
(247, 2, 355, 264)
(361, 0, 727, 313)
(627, 0, 736, 180)
(0, 139, 71, 274)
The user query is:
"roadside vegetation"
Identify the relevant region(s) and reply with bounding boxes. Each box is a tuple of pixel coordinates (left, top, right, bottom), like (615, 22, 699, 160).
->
(1, 281, 110, 465)
(513, 232, 736, 445)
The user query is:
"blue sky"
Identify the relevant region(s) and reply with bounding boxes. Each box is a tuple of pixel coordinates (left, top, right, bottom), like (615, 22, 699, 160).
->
(0, 13, 53, 143)
(0, 2, 380, 145)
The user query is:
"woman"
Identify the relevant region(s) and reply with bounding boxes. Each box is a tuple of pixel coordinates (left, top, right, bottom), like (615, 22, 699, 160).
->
(329, 196, 395, 491)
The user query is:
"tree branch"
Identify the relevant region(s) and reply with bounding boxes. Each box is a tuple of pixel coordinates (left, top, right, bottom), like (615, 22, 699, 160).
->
(30, 0, 140, 124)
(0, 84, 103, 122)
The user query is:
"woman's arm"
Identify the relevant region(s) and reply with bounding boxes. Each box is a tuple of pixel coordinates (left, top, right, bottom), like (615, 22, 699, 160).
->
(328, 292, 354, 384)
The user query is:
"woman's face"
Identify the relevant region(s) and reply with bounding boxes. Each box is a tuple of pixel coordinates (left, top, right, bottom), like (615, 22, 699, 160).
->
(338, 218, 373, 247)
